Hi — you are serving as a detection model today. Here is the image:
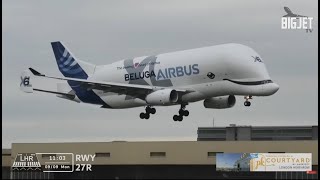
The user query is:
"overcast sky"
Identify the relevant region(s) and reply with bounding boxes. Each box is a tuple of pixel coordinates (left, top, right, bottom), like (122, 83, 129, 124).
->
(2, 0, 318, 148)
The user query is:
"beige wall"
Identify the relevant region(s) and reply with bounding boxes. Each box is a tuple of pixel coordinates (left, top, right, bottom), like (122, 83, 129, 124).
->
(2, 149, 11, 167)
(5, 141, 318, 166)
(2, 155, 11, 167)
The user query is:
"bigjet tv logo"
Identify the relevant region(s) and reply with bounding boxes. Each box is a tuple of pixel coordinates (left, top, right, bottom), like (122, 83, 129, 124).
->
(125, 64, 199, 81)
(281, 7, 314, 33)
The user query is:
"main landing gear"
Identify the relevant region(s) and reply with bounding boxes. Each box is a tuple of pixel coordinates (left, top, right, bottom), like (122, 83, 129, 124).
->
(173, 103, 189, 122)
(244, 95, 252, 106)
(140, 106, 156, 119)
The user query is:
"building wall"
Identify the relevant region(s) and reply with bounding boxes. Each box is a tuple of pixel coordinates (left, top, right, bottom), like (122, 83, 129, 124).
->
(312, 126, 318, 140)
(226, 127, 236, 140)
(2, 154, 11, 167)
(198, 126, 318, 141)
(237, 127, 251, 140)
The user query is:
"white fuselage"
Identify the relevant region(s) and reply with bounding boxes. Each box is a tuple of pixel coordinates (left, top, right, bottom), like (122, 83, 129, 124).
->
(87, 43, 279, 108)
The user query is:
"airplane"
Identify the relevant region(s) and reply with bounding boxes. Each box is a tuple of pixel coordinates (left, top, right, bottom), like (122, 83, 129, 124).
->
(20, 42, 279, 122)
(283, 6, 307, 17)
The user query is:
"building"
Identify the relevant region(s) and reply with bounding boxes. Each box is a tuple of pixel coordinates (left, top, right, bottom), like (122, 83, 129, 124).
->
(197, 125, 318, 141)
(2, 125, 318, 179)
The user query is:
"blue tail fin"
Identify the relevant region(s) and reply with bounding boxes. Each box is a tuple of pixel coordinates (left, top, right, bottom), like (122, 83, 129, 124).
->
(51, 41, 88, 79)
(50, 41, 109, 106)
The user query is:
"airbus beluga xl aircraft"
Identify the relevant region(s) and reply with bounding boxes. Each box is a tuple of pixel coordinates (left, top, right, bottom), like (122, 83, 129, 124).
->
(20, 42, 279, 121)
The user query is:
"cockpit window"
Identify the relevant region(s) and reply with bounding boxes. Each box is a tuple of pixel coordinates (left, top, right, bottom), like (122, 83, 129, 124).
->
(223, 79, 273, 85)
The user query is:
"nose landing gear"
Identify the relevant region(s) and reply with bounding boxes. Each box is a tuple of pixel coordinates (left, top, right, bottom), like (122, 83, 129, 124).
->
(244, 95, 252, 106)
(140, 106, 156, 119)
(173, 103, 189, 122)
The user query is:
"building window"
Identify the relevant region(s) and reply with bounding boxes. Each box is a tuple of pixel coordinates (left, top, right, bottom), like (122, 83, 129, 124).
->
(95, 152, 111, 158)
(207, 152, 223, 157)
(150, 152, 166, 157)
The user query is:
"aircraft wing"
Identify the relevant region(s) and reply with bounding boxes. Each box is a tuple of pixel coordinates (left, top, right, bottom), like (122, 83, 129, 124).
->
(28, 68, 190, 98)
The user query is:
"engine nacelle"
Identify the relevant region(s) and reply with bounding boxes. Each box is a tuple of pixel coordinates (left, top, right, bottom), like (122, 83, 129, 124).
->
(203, 95, 236, 109)
(145, 89, 179, 105)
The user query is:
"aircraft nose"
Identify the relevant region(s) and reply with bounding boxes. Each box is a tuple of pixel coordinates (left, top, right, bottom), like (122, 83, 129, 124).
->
(262, 82, 279, 96)
(271, 83, 280, 94)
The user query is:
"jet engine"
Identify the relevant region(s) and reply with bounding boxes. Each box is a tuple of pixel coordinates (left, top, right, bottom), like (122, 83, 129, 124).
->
(145, 89, 179, 105)
(203, 95, 236, 109)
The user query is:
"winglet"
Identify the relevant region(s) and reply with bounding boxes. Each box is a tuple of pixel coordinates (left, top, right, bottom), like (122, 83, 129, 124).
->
(29, 68, 45, 76)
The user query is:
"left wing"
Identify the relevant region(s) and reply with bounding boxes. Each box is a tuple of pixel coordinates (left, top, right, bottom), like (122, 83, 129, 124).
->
(27, 68, 191, 99)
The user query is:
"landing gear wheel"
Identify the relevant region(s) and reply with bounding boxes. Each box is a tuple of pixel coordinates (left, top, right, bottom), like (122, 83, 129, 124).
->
(179, 109, 184, 116)
(140, 113, 145, 119)
(142, 106, 156, 119)
(183, 110, 189, 116)
(179, 109, 189, 117)
(173, 115, 179, 121)
(174, 103, 189, 121)
(146, 106, 156, 114)
(150, 108, 156, 114)
(244, 95, 252, 107)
